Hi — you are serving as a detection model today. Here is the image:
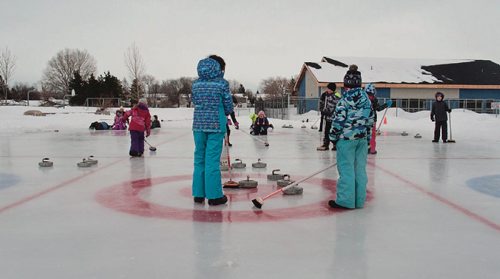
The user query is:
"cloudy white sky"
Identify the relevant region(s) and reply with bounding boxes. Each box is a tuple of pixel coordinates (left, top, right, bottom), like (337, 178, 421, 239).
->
(1, 0, 499, 91)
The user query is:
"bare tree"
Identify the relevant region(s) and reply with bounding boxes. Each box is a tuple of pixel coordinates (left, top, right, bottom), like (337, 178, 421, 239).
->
(142, 74, 156, 95)
(260, 77, 291, 99)
(227, 79, 240, 94)
(124, 43, 146, 83)
(42, 48, 97, 95)
(0, 47, 16, 100)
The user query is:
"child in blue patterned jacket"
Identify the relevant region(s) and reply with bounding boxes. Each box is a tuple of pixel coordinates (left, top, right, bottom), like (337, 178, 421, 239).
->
(328, 65, 374, 209)
(191, 55, 234, 206)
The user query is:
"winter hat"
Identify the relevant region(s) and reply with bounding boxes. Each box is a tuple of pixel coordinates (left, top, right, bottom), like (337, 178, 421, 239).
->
(139, 97, 147, 104)
(343, 64, 362, 88)
(327, 83, 336, 91)
(258, 110, 266, 117)
(435, 92, 444, 99)
(365, 83, 376, 95)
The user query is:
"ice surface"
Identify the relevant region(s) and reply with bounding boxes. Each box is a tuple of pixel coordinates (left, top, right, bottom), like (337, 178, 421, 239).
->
(1, 105, 499, 279)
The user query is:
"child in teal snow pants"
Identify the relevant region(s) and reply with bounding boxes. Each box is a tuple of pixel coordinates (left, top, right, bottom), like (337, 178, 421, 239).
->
(191, 55, 233, 206)
(334, 138, 368, 208)
(192, 131, 225, 200)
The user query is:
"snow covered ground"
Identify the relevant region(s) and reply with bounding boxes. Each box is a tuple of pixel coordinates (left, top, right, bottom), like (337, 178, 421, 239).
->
(1, 104, 499, 279)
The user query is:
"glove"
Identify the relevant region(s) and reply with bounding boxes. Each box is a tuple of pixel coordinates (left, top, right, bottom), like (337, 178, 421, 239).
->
(431, 117, 435, 122)
(234, 122, 239, 129)
(227, 119, 233, 125)
(386, 100, 393, 107)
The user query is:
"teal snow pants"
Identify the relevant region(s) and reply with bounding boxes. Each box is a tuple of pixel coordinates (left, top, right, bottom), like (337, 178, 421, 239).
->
(335, 138, 368, 208)
(192, 131, 225, 199)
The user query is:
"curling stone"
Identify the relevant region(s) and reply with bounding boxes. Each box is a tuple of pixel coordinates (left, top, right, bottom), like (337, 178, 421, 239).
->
(232, 159, 246, 169)
(238, 175, 258, 188)
(252, 158, 267, 168)
(277, 174, 295, 187)
(414, 133, 422, 139)
(220, 164, 229, 171)
(283, 185, 303, 195)
(220, 160, 229, 171)
(77, 158, 93, 168)
(267, 169, 284, 181)
(311, 125, 318, 130)
(301, 125, 306, 128)
(401, 131, 409, 136)
(38, 158, 53, 167)
(86, 155, 98, 165)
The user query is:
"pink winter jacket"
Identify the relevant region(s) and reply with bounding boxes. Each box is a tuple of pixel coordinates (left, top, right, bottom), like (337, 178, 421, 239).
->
(123, 103, 151, 135)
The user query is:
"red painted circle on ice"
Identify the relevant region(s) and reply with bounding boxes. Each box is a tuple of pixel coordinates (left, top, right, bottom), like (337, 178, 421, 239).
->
(95, 173, 373, 223)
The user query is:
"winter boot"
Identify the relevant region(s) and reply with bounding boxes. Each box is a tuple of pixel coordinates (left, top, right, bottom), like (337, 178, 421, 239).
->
(193, 197, 205, 204)
(208, 195, 228, 206)
(316, 145, 328, 151)
(328, 200, 350, 209)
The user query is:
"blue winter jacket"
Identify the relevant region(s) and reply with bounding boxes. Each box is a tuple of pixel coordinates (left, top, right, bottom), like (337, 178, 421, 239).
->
(329, 87, 374, 143)
(192, 58, 234, 133)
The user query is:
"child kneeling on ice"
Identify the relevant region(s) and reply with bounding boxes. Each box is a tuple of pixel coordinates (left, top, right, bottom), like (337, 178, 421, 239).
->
(123, 99, 151, 157)
(112, 108, 127, 130)
(328, 65, 374, 209)
(253, 110, 273, 146)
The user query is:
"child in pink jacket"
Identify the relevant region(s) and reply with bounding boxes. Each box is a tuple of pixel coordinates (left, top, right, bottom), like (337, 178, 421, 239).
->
(123, 99, 151, 157)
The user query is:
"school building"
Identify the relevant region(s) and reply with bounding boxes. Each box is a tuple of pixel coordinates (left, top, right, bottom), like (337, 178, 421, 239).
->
(294, 57, 500, 113)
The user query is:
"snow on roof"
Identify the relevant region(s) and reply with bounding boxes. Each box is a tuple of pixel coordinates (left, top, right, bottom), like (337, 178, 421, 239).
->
(308, 57, 476, 84)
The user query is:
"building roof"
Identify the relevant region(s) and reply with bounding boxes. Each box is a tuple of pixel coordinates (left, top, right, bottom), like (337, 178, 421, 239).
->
(298, 57, 500, 86)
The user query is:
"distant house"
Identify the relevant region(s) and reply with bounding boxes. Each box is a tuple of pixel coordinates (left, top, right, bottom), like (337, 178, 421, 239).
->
(294, 57, 500, 112)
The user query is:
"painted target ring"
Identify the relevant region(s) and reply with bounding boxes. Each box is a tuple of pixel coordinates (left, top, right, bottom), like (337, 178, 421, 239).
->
(95, 173, 373, 223)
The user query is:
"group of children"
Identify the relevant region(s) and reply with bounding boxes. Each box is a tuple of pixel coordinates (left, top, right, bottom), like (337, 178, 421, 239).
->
(316, 81, 391, 155)
(88, 99, 162, 157)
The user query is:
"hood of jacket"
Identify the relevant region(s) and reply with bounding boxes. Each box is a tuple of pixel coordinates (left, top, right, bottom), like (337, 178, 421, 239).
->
(137, 103, 149, 111)
(435, 92, 445, 100)
(197, 58, 223, 80)
(365, 83, 376, 95)
(343, 87, 370, 109)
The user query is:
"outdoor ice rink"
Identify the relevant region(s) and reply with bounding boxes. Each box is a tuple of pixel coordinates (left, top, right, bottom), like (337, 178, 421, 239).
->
(1, 111, 499, 279)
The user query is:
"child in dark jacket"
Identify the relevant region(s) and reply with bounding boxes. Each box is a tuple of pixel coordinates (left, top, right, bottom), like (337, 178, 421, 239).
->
(123, 98, 151, 156)
(225, 95, 239, 146)
(317, 83, 341, 151)
(430, 92, 451, 143)
(253, 111, 273, 146)
(151, 115, 161, 129)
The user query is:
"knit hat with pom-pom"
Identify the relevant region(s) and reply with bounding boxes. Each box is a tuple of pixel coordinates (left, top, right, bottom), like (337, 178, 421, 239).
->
(343, 64, 362, 88)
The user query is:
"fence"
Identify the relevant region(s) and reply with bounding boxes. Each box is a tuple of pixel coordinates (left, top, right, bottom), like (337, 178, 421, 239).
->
(254, 96, 290, 119)
(254, 96, 500, 119)
(84, 98, 123, 108)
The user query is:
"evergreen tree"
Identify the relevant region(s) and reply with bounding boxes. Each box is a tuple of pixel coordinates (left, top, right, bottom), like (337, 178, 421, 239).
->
(69, 71, 87, 105)
(238, 84, 245, 94)
(130, 78, 143, 101)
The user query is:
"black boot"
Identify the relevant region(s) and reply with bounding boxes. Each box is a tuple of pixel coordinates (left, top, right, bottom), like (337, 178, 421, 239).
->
(208, 195, 228, 206)
(328, 200, 350, 209)
(193, 197, 205, 204)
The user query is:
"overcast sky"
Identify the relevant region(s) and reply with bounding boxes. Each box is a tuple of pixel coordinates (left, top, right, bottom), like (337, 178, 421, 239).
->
(1, 0, 499, 91)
